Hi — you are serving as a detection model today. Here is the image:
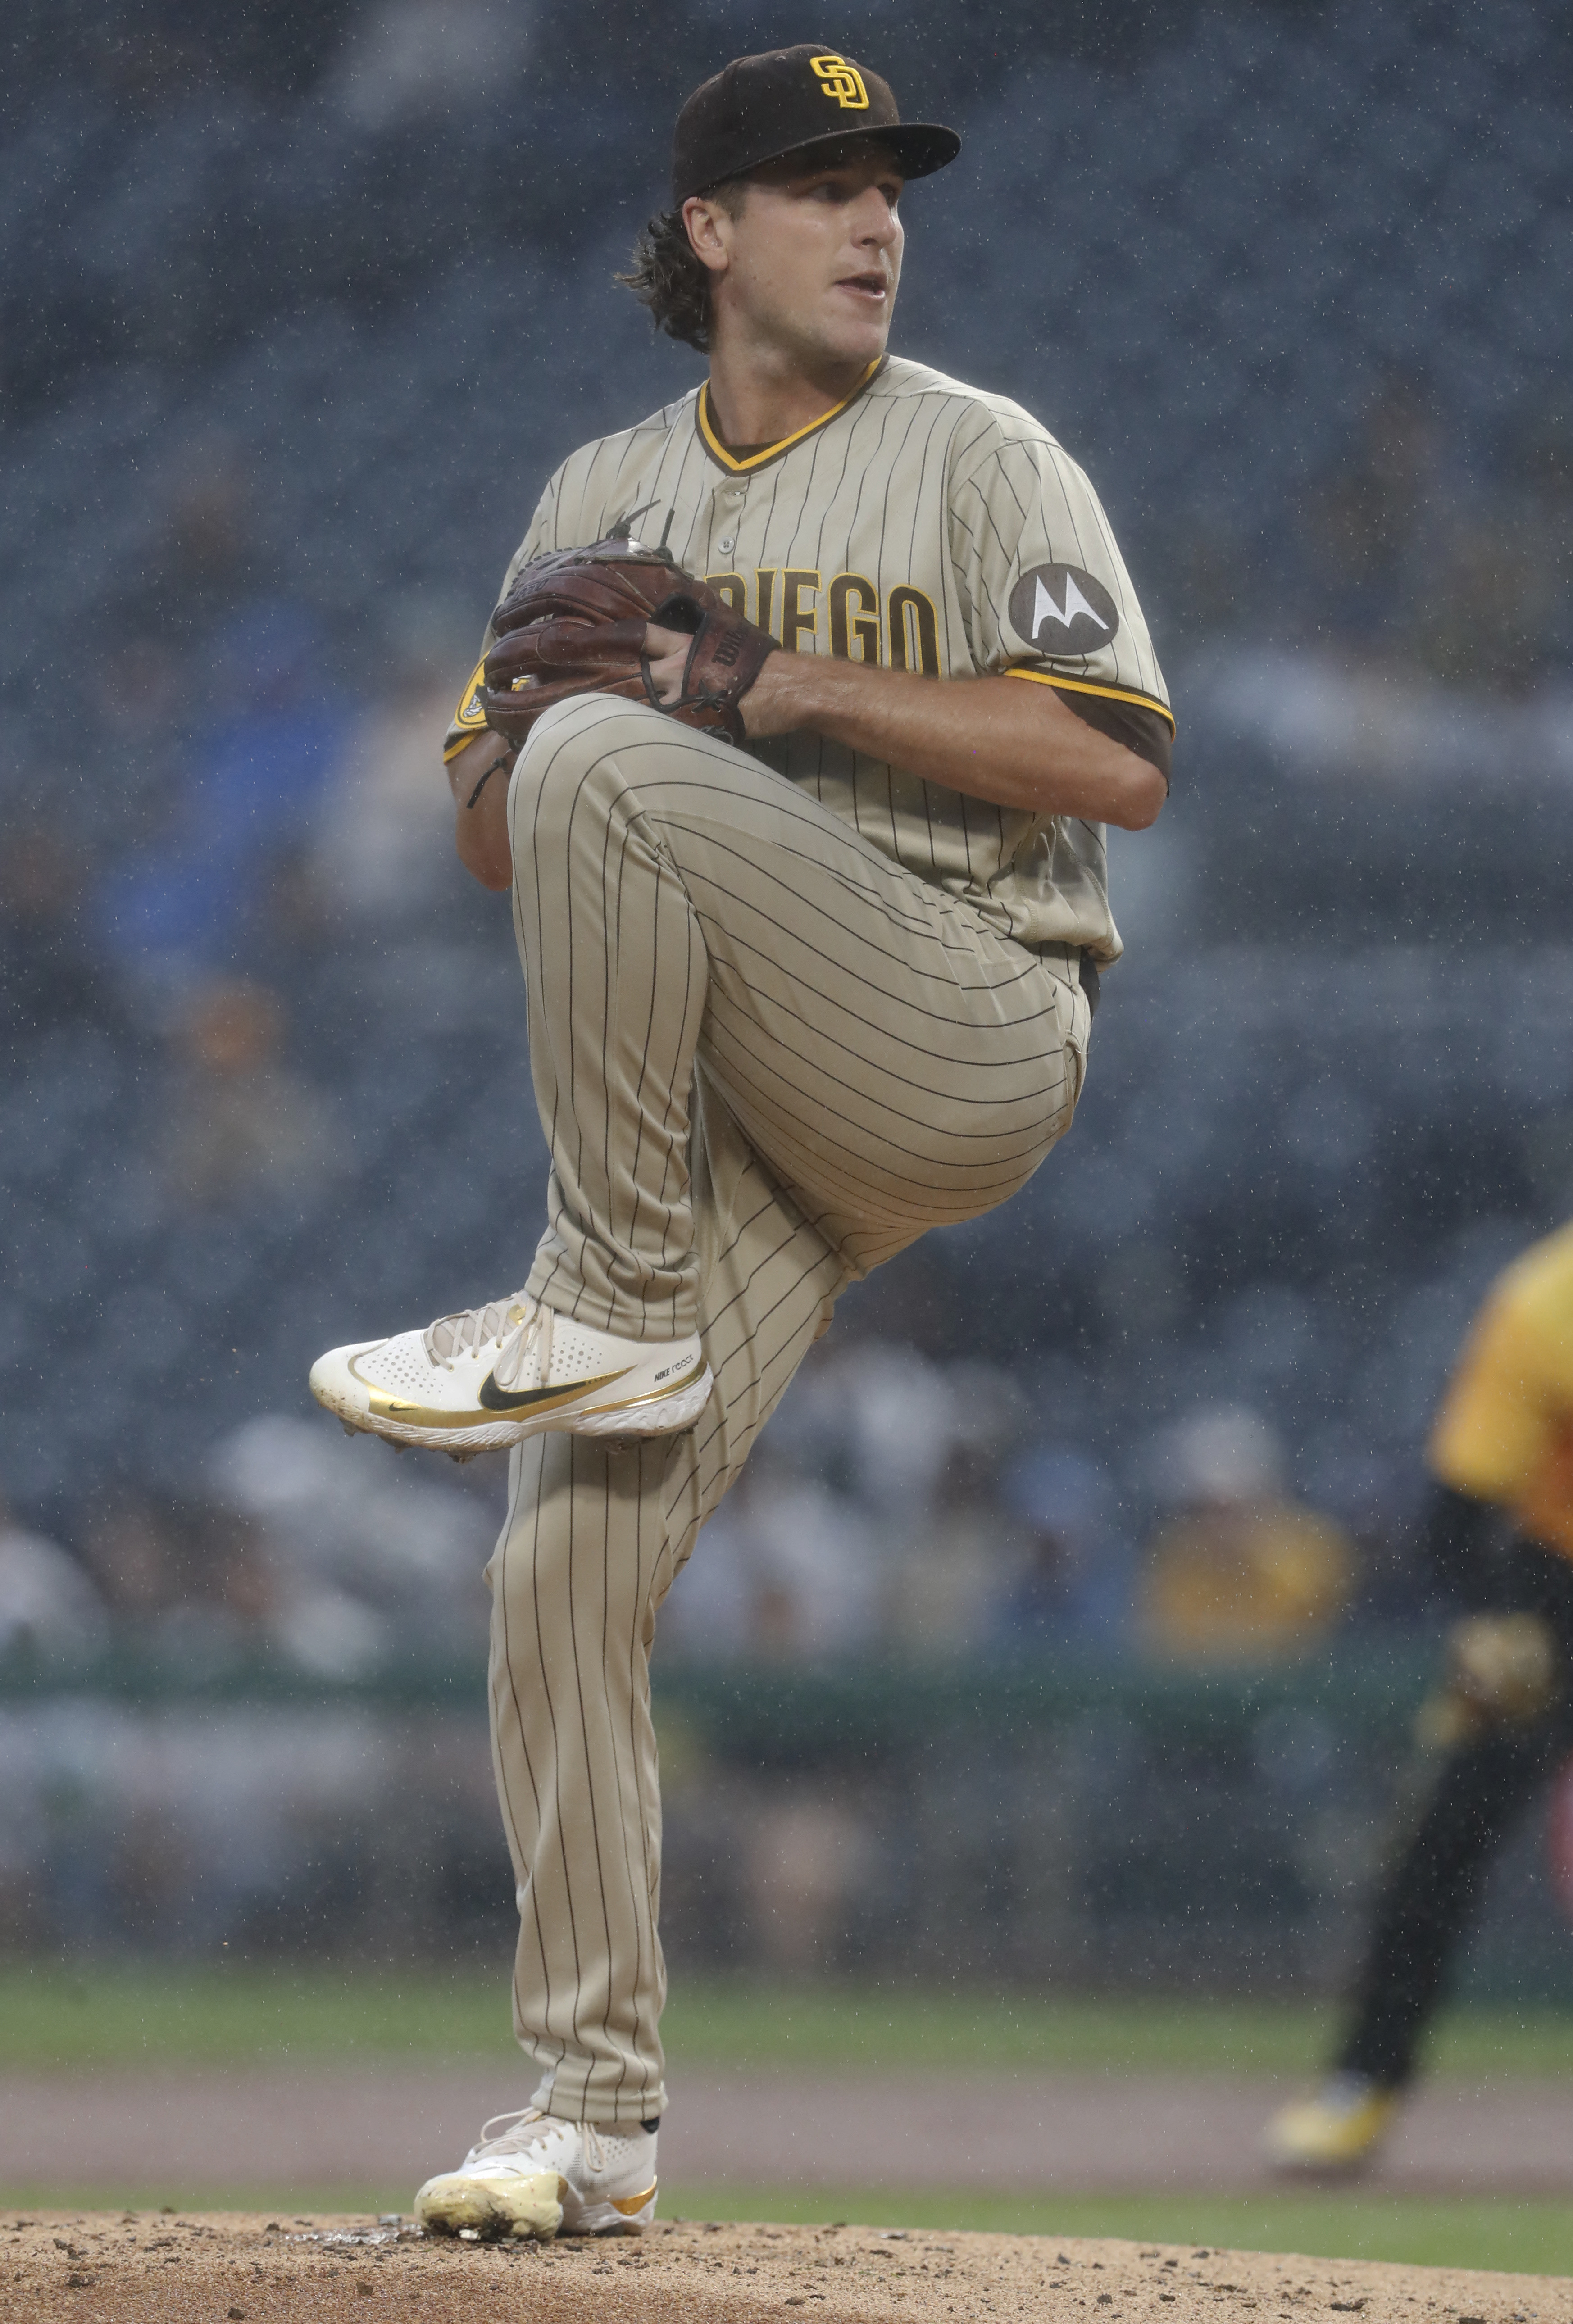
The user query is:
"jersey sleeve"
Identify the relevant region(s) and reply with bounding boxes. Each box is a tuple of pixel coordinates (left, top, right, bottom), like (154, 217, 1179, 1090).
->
(442, 476, 561, 762)
(1429, 1273, 1565, 1508)
(949, 418, 1173, 781)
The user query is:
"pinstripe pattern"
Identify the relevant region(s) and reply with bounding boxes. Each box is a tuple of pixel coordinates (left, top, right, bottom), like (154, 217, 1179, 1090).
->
(449, 355, 1168, 964)
(487, 690, 1087, 2118)
(487, 1082, 843, 2123)
(466, 354, 1149, 2124)
(509, 693, 1086, 1334)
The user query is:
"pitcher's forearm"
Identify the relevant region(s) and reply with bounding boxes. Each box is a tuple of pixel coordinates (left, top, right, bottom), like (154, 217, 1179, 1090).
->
(741, 654, 1166, 827)
(447, 733, 515, 889)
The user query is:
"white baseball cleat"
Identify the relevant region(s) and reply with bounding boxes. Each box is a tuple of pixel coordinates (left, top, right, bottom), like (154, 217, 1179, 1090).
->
(309, 1292, 711, 1457)
(414, 2108, 658, 2240)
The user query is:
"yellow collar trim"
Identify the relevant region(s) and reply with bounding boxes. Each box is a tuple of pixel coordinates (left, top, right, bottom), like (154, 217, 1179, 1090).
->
(696, 360, 883, 474)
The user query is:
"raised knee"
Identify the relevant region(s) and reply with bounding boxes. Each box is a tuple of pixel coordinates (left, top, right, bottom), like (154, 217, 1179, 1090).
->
(508, 693, 659, 831)
(516, 692, 658, 776)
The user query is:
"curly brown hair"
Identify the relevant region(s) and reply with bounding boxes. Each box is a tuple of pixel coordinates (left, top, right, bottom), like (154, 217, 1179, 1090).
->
(616, 183, 747, 353)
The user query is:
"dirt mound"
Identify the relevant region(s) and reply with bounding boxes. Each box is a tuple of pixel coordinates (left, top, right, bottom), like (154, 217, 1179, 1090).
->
(5, 2210, 1558, 2323)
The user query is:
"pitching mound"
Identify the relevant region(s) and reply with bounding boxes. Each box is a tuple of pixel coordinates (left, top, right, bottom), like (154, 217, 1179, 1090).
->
(8, 2211, 1558, 2323)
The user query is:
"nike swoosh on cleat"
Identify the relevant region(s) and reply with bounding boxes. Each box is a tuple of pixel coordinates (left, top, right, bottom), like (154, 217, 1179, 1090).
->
(477, 1366, 632, 1413)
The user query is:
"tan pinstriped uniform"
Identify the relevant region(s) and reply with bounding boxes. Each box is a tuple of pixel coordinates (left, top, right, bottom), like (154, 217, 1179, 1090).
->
(459, 358, 1168, 2122)
(449, 354, 1170, 962)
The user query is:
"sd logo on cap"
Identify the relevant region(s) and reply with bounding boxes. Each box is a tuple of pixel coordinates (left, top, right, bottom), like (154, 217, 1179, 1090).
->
(671, 42, 960, 207)
(809, 54, 870, 110)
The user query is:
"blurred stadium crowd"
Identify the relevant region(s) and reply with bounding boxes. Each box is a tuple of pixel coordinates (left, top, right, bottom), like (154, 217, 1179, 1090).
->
(4, 0, 1573, 1967)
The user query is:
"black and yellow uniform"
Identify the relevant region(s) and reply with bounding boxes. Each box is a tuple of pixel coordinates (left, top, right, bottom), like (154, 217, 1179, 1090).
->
(1431, 1221, 1573, 1562)
(1336, 1221, 1573, 2090)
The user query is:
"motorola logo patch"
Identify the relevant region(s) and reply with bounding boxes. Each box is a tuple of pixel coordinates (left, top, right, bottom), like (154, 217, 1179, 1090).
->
(1009, 563, 1120, 656)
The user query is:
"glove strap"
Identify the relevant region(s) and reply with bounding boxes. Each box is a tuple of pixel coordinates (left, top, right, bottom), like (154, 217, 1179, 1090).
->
(465, 747, 513, 809)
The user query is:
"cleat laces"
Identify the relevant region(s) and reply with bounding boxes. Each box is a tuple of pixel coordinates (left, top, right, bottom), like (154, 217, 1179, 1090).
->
(423, 1296, 549, 1382)
(471, 2108, 609, 2173)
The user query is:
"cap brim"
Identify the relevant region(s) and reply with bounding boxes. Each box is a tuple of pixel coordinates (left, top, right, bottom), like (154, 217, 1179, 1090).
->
(795, 120, 962, 180)
(683, 120, 961, 201)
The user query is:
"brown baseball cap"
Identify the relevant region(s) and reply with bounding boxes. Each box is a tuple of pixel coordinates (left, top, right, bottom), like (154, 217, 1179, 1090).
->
(671, 43, 961, 208)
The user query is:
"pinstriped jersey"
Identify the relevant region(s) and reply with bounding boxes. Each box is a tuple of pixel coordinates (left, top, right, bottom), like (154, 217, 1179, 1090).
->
(449, 354, 1170, 962)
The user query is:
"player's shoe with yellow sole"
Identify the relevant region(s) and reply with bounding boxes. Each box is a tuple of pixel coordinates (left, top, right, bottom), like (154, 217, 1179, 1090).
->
(309, 1292, 711, 1457)
(414, 2108, 658, 2240)
(1264, 2073, 1399, 2172)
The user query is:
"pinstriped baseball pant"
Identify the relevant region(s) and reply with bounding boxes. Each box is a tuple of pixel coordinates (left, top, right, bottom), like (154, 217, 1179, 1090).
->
(487, 694, 1089, 2122)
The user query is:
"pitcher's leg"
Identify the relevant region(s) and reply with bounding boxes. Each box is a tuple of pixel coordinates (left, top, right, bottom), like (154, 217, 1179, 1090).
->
(487, 1083, 844, 2120)
(510, 701, 711, 1341)
(488, 1430, 673, 2123)
(510, 692, 1087, 1325)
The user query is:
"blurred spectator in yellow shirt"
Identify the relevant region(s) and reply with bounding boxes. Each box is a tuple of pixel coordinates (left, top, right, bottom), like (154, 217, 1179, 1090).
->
(1139, 1404, 1355, 1664)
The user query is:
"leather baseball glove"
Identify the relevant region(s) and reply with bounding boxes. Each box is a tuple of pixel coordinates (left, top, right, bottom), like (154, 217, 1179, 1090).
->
(478, 536, 776, 750)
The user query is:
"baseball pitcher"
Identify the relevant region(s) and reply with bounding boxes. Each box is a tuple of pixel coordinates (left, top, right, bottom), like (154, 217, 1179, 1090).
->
(310, 43, 1171, 2238)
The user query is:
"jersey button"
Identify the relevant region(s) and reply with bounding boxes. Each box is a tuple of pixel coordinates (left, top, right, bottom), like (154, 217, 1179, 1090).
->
(717, 535, 736, 554)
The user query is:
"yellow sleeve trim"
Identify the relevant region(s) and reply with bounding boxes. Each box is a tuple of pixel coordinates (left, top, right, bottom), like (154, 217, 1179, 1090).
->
(1003, 667, 1176, 733)
(696, 361, 882, 473)
(444, 653, 491, 759)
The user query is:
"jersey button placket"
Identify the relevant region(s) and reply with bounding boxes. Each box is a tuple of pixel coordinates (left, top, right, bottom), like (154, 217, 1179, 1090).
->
(716, 481, 746, 558)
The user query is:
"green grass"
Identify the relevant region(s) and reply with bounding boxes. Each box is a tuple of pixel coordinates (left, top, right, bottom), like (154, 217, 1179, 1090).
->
(10, 1968, 1573, 2274)
(0, 1961, 516, 2070)
(5, 1962, 1572, 2082)
(661, 2189, 1573, 2275)
(664, 1984, 1573, 2083)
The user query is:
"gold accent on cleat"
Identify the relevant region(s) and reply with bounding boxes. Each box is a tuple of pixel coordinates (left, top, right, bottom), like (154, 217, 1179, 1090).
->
(584, 1355, 709, 1417)
(353, 1359, 633, 1434)
(476, 1365, 632, 1416)
(611, 2181, 658, 2215)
